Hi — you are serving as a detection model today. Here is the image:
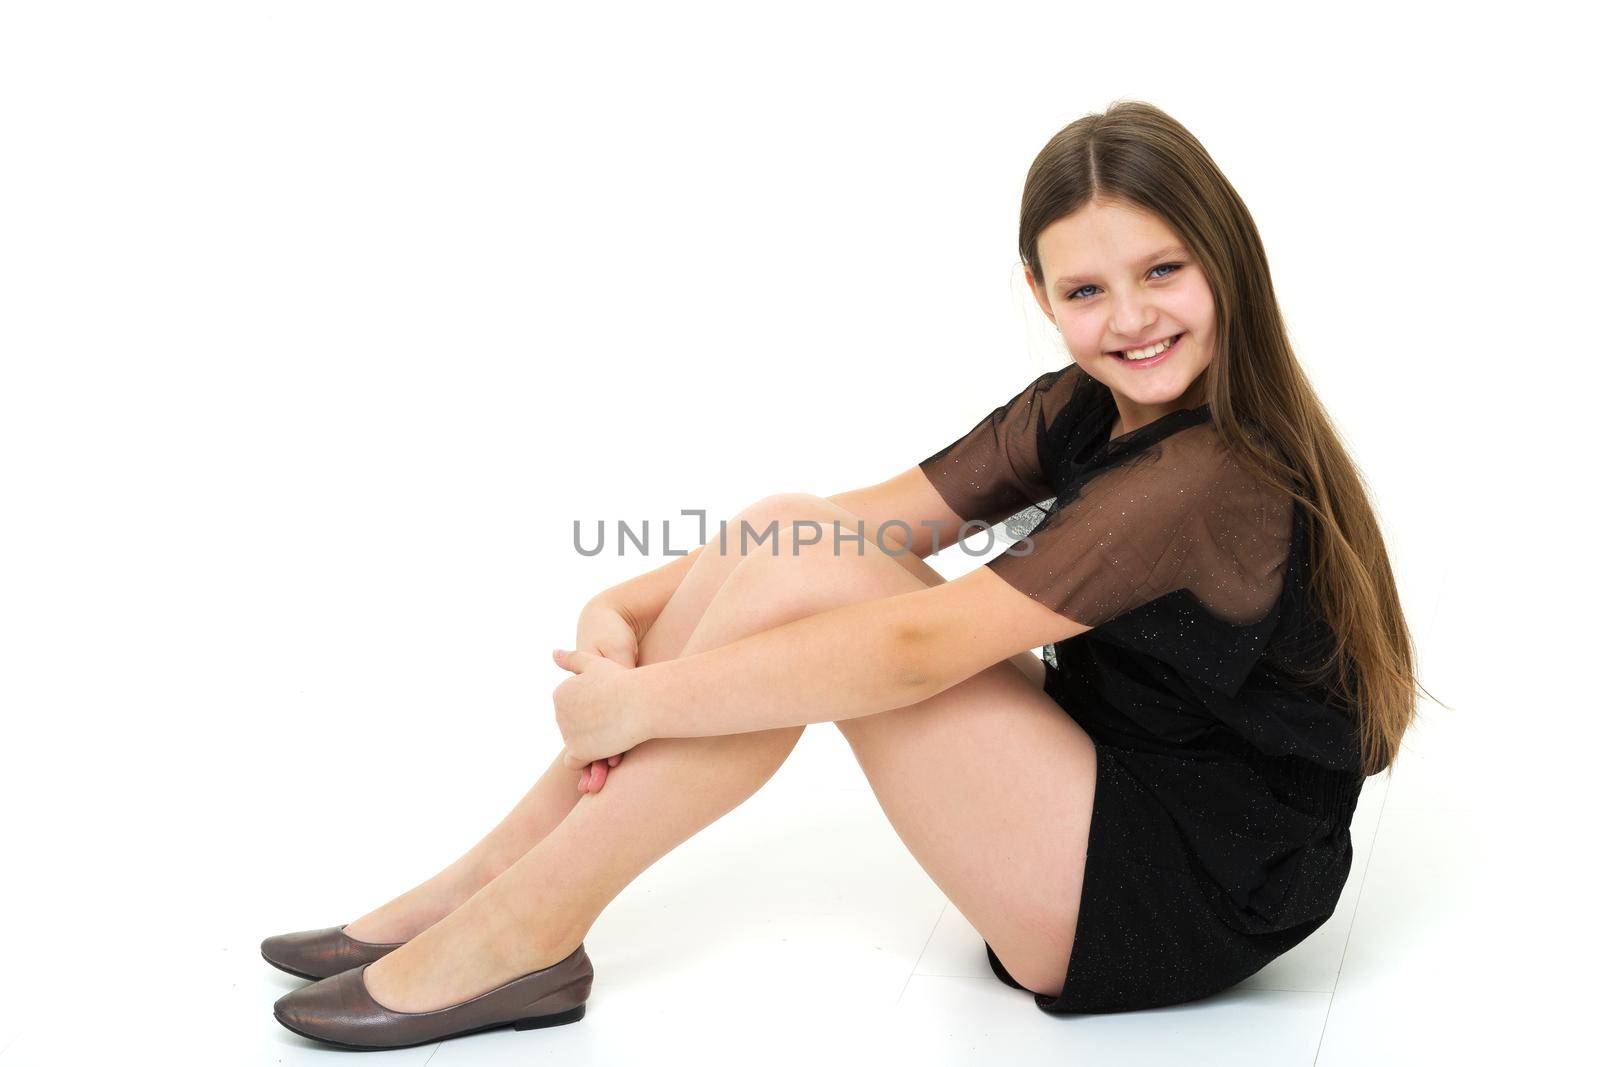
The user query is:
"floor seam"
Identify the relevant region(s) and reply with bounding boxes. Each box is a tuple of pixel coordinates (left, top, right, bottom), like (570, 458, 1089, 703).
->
(1314, 769, 1392, 1065)
(896, 900, 948, 1007)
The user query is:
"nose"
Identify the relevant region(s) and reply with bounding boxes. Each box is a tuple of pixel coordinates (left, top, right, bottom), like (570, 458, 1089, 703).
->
(1108, 291, 1158, 341)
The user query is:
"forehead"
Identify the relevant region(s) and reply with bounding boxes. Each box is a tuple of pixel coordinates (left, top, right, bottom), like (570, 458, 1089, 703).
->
(1037, 201, 1187, 284)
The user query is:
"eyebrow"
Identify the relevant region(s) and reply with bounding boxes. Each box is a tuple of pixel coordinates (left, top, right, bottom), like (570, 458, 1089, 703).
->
(1054, 245, 1188, 288)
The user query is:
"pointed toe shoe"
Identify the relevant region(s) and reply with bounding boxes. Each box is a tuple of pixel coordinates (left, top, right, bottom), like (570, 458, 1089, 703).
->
(272, 943, 593, 1050)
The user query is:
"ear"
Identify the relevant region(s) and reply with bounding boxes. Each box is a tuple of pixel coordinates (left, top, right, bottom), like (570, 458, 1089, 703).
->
(1023, 265, 1056, 325)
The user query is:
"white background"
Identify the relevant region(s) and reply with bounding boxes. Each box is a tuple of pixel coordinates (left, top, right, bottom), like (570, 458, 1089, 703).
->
(2, 1, 1594, 1064)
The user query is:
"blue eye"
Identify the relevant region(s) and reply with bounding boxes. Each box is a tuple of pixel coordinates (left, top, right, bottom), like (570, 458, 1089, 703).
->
(1065, 262, 1183, 301)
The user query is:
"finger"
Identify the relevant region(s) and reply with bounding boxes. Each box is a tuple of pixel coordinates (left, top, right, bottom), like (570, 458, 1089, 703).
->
(588, 761, 608, 791)
(561, 649, 595, 672)
(608, 755, 621, 766)
(553, 648, 579, 673)
(579, 764, 592, 791)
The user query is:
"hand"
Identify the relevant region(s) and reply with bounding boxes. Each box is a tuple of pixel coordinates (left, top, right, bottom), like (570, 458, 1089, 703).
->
(551, 647, 649, 782)
(571, 598, 644, 793)
(575, 597, 642, 670)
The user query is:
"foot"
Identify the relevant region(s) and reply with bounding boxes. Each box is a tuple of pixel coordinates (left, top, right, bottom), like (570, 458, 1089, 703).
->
(361, 879, 585, 1014)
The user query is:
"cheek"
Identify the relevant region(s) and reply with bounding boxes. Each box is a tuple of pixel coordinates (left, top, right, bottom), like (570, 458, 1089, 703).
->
(1175, 282, 1216, 333)
(1052, 305, 1098, 347)
(1062, 320, 1102, 357)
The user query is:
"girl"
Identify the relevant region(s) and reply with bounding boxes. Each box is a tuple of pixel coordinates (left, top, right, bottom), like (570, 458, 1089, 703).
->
(265, 100, 1425, 1048)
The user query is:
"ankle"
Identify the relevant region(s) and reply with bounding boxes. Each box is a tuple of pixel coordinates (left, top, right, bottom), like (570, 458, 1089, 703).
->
(479, 887, 590, 969)
(490, 920, 587, 974)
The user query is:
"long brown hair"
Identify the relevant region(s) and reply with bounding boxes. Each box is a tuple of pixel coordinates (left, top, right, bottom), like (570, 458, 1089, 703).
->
(1018, 100, 1440, 777)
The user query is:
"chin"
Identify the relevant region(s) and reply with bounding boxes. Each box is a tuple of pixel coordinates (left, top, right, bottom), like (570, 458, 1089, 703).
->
(1116, 361, 1208, 403)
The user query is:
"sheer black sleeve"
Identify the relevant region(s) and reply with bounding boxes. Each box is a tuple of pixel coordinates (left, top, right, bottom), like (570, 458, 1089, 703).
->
(916, 364, 1084, 529)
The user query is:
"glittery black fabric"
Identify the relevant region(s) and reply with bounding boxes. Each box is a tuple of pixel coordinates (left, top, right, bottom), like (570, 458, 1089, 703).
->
(918, 363, 1365, 1014)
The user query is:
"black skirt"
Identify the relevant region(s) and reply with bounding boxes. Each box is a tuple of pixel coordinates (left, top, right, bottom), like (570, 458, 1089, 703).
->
(983, 742, 1356, 1014)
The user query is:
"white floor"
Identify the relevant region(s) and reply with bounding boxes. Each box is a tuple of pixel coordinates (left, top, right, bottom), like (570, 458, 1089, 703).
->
(1, 672, 1585, 1066)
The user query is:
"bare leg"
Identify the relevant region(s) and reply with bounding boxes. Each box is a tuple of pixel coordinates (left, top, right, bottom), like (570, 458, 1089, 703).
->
(343, 494, 849, 943)
(340, 753, 592, 942)
(359, 533, 821, 1009)
(362, 498, 1088, 1011)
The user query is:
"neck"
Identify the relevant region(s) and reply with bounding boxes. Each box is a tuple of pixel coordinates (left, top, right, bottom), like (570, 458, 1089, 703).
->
(1109, 377, 1209, 439)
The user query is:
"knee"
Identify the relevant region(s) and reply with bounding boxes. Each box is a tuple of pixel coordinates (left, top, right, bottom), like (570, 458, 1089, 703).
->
(737, 492, 834, 523)
(729, 493, 831, 538)
(725, 494, 865, 554)
(720, 531, 831, 612)
(717, 523, 889, 629)
(729, 521, 874, 583)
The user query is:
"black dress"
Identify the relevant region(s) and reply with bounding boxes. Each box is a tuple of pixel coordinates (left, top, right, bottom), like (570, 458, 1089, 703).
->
(916, 362, 1366, 1015)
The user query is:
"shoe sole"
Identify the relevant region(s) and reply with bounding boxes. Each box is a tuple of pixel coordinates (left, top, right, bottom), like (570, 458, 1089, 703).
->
(273, 1003, 586, 1051)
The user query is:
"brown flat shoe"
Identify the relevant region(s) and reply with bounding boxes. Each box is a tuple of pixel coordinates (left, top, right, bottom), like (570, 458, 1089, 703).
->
(260, 924, 407, 981)
(272, 944, 593, 1050)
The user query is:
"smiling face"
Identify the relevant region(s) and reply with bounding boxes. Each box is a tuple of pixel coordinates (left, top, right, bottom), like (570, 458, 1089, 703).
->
(1025, 197, 1217, 433)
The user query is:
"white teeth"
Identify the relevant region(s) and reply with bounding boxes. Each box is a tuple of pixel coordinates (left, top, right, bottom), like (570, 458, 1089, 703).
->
(1121, 335, 1177, 360)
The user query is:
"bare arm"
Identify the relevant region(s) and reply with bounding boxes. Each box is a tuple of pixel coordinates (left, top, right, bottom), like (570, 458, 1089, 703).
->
(628, 566, 1087, 740)
(826, 471, 973, 560)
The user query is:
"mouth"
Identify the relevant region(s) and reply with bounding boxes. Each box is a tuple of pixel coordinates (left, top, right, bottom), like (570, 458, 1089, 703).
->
(1110, 332, 1183, 367)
